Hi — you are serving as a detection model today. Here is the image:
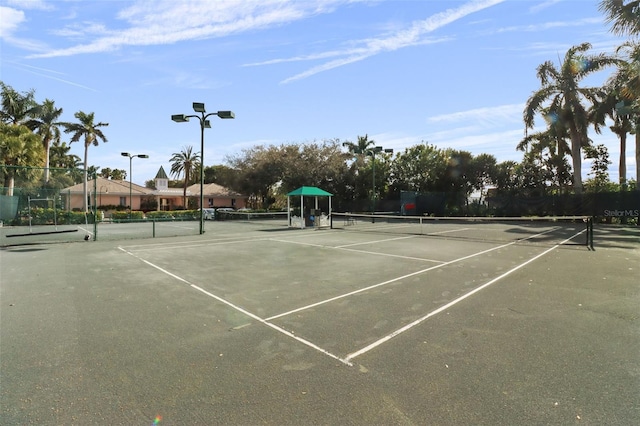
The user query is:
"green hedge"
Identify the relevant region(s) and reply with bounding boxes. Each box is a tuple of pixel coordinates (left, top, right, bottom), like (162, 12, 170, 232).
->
(111, 211, 145, 221)
(12, 208, 94, 225)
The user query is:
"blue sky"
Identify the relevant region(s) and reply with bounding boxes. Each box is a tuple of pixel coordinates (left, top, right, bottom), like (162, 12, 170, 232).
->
(0, 0, 634, 184)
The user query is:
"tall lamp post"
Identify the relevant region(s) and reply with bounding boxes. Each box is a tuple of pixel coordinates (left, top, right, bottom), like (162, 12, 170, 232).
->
(355, 146, 393, 219)
(121, 152, 149, 219)
(172, 102, 235, 234)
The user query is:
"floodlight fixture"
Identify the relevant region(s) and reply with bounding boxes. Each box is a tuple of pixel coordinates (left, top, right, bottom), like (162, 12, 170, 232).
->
(171, 114, 189, 123)
(217, 110, 235, 119)
(171, 101, 235, 234)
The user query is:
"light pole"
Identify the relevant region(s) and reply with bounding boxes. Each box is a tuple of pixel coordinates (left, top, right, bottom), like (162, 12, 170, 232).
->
(355, 146, 393, 220)
(121, 152, 149, 219)
(172, 102, 234, 235)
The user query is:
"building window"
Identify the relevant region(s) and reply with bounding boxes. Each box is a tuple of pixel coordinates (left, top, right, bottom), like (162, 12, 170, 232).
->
(231, 198, 236, 207)
(208, 198, 213, 207)
(120, 197, 127, 206)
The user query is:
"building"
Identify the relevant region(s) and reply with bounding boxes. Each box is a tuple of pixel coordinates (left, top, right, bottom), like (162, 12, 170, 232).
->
(61, 166, 247, 213)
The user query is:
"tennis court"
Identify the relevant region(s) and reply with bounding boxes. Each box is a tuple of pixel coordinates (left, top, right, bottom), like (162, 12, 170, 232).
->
(1, 218, 638, 424)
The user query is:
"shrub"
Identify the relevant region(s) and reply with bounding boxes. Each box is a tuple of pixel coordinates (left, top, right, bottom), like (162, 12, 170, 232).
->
(145, 211, 174, 220)
(111, 211, 145, 221)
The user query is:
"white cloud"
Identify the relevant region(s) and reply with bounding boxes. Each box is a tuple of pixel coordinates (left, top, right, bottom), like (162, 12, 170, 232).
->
(0, 6, 25, 38)
(279, 0, 506, 83)
(529, 0, 563, 14)
(27, 0, 351, 58)
(428, 104, 524, 128)
(5, 0, 53, 11)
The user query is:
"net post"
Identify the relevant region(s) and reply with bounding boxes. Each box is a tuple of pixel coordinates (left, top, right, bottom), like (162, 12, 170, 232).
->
(589, 216, 594, 249)
(330, 213, 333, 229)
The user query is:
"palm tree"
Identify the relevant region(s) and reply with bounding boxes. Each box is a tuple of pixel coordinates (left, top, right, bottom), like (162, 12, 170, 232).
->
(590, 78, 634, 187)
(61, 111, 109, 212)
(49, 139, 82, 170)
(31, 99, 63, 182)
(599, 0, 640, 37)
(342, 134, 375, 156)
(0, 123, 44, 195)
(613, 42, 640, 186)
(170, 145, 200, 208)
(524, 43, 620, 194)
(518, 110, 572, 193)
(0, 82, 39, 126)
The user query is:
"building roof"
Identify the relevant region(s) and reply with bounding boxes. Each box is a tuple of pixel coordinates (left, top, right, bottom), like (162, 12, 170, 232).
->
(287, 186, 333, 197)
(63, 177, 150, 195)
(186, 182, 245, 197)
(62, 177, 244, 199)
(155, 166, 168, 180)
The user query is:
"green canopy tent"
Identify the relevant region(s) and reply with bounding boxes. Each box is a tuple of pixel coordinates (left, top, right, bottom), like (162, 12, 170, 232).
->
(286, 186, 333, 228)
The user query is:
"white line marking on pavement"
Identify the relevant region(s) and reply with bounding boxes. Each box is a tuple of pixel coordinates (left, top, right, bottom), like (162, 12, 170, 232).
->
(265, 239, 518, 321)
(336, 235, 418, 248)
(271, 237, 444, 263)
(117, 246, 353, 366)
(344, 230, 585, 362)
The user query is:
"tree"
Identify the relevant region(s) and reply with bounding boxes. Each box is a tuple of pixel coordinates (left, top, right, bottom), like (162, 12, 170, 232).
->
(170, 145, 200, 208)
(389, 143, 448, 194)
(61, 111, 109, 212)
(0, 82, 39, 126)
(612, 41, 640, 188)
(49, 139, 81, 170)
(204, 164, 239, 188)
(98, 167, 111, 179)
(469, 153, 498, 200)
(599, 0, 640, 37)
(524, 43, 620, 194)
(591, 76, 634, 187)
(98, 168, 126, 180)
(342, 134, 375, 155)
(584, 144, 613, 191)
(227, 145, 287, 209)
(518, 109, 572, 193)
(110, 169, 126, 180)
(0, 123, 44, 195)
(31, 99, 63, 182)
(599, 0, 640, 187)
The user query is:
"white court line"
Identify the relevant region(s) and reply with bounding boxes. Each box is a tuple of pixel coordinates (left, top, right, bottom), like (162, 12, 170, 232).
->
(265, 226, 581, 322)
(265, 239, 518, 321)
(120, 235, 273, 252)
(344, 229, 586, 362)
(117, 246, 353, 366)
(271, 237, 444, 264)
(336, 235, 418, 248)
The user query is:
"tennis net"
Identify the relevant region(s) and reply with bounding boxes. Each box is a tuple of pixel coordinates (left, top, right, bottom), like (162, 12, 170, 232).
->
(216, 210, 289, 226)
(330, 212, 593, 247)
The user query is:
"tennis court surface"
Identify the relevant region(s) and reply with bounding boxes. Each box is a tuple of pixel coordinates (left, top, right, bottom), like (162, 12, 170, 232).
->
(1, 219, 638, 424)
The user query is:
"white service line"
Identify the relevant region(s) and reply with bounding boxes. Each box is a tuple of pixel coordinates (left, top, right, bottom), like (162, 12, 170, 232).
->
(271, 237, 444, 263)
(344, 229, 586, 362)
(265, 239, 518, 321)
(336, 235, 418, 248)
(120, 236, 272, 252)
(117, 246, 353, 366)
